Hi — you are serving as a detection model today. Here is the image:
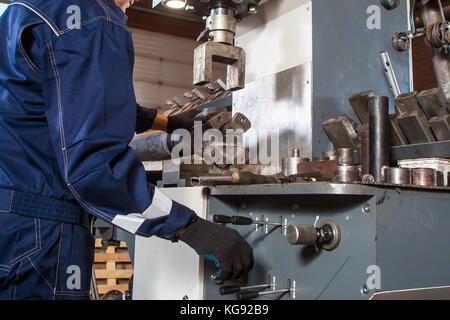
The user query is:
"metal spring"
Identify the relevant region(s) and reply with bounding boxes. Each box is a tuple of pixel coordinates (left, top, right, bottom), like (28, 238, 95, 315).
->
(425, 21, 450, 49)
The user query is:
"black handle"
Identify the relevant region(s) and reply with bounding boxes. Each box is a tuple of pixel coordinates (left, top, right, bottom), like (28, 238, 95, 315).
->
(237, 291, 259, 300)
(219, 286, 241, 295)
(213, 214, 233, 224)
(231, 216, 253, 225)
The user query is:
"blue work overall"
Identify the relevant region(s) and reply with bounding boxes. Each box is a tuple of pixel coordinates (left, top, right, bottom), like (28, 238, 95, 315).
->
(0, 0, 196, 299)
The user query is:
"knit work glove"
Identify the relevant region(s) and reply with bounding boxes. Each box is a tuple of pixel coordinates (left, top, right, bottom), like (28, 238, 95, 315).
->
(179, 217, 254, 281)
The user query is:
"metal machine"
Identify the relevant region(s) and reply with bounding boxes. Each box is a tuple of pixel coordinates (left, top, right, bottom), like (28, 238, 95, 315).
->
(129, 0, 450, 300)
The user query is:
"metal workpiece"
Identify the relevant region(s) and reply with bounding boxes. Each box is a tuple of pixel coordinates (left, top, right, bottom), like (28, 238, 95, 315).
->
(382, 167, 411, 185)
(369, 96, 390, 182)
(358, 125, 370, 176)
(429, 114, 450, 141)
(337, 148, 354, 166)
(397, 112, 436, 144)
(389, 113, 409, 146)
(191, 171, 286, 186)
(282, 149, 302, 176)
(348, 90, 375, 125)
(435, 170, 445, 187)
(379, 51, 401, 98)
(322, 115, 359, 150)
(395, 91, 425, 114)
(193, 41, 245, 91)
(411, 168, 439, 187)
(416, 88, 449, 119)
(333, 165, 361, 183)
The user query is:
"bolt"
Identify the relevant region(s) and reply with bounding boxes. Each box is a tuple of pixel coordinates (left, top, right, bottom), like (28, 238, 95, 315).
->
(362, 203, 371, 214)
(362, 284, 369, 295)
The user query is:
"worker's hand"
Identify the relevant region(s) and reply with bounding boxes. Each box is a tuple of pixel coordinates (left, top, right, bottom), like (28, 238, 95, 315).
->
(179, 217, 254, 281)
(166, 108, 226, 133)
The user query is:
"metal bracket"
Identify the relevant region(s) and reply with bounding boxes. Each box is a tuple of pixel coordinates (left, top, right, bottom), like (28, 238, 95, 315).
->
(193, 41, 245, 91)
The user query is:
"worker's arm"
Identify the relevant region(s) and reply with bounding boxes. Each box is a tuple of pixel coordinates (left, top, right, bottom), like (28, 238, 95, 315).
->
(40, 21, 195, 240)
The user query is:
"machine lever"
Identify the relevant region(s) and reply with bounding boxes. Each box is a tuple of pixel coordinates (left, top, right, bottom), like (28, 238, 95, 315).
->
(213, 214, 233, 224)
(219, 284, 271, 295)
(230, 216, 254, 225)
(237, 289, 290, 300)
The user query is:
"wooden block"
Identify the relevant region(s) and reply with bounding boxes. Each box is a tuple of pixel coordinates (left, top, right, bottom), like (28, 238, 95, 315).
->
(95, 269, 134, 279)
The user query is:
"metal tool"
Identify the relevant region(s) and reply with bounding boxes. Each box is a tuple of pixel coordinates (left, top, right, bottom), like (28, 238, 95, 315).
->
(219, 284, 270, 295)
(379, 51, 401, 98)
(369, 96, 390, 182)
(286, 220, 341, 251)
(213, 214, 282, 227)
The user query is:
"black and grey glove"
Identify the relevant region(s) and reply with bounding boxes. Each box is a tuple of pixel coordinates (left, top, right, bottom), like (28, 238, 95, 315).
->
(167, 108, 227, 133)
(179, 217, 254, 281)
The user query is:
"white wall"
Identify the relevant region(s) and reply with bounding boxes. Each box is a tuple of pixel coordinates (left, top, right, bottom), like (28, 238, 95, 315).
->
(130, 28, 197, 111)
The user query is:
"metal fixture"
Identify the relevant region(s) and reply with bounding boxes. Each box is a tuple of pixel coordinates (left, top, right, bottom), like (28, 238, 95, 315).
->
(286, 220, 341, 251)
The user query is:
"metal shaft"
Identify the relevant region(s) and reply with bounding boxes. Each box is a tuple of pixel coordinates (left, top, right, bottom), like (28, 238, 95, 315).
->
(379, 51, 401, 98)
(369, 96, 390, 182)
(257, 289, 290, 296)
(241, 284, 271, 291)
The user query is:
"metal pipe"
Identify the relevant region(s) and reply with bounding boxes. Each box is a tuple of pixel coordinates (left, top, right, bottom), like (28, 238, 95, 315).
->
(369, 96, 390, 182)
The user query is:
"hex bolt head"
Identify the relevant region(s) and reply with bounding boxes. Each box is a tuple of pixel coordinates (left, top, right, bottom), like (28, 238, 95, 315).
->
(362, 203, 371, 214)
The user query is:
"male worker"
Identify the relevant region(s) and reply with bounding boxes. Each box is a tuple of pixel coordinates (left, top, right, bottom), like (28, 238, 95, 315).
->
(0, 0, 253, 299)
